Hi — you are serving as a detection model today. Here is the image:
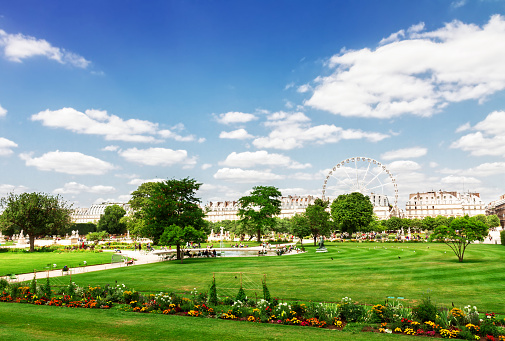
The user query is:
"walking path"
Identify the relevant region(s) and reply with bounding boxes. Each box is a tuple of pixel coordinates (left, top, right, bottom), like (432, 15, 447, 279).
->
(6, 243, 300, 283)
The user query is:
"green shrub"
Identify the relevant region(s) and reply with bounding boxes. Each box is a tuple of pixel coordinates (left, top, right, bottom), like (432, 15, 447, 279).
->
(501, 230, 505, 246)
(412, 294, 437, 322)
(235, 287, 247, 303)
(208, 278, 218, 305)
(339, 297, 366, 322)
(0, 278, 9, 291)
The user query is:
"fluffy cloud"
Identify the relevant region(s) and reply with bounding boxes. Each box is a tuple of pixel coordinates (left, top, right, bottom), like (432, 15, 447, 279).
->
(0, 104, 6, 117)
(219, 129, 254, 140)
(53, 182, 116, 195)
(19, 151, 115, 175)
(381, 147, 427, 160)
(441, 175, 481, 184)
(213, 168, 284, 183)
(451, 111, 505, 156)
(119, 147, 196, 167)
(197, 183, 245, 202)
(0, 137, 18, 156)
(0, 184, 28, 197)
(220, 151, 311, 169)
(102, 145, 119, 152)
(387, 160, 422, 172)
(0, 29, 89, 68)
(215, 111, 258, 125)
(440, 162, 505, 177)
(252, 111, 388, 150)
(304, 15, 505, 119)
(32, 107, 198, 143)
(128, 178, 165, 186)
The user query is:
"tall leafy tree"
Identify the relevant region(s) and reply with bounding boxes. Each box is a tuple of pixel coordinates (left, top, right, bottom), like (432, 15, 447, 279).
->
(305, 198, 332, 245)
(237, 186, 281, 242)
(331, 192, 373, 234)
(289, 213, 310, 246)
(97, 205, 127, 235)
(141, 178, 206, 259)
(159, 224, 206, 263)
(430, 216, 488, 262)
(0, 192, 72, 252)
(486, 214, 501, 229)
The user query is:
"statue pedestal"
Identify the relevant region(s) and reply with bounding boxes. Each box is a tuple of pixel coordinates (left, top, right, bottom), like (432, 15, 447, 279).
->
(316, 247, 328, 253)
(70, 237, 78, 245)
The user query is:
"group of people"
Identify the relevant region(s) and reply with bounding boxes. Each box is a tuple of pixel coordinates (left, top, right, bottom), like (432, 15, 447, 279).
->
(183, 248, 217, 258)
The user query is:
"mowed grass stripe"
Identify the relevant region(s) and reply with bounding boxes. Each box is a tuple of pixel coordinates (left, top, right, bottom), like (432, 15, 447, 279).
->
(19, 243, 505, 313)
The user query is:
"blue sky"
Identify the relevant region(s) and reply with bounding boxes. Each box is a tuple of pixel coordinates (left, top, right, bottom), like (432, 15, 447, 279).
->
(1, 0, 505, 210)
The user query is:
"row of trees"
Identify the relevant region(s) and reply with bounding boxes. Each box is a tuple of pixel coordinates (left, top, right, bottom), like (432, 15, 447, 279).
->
(0, 180, 500, 262)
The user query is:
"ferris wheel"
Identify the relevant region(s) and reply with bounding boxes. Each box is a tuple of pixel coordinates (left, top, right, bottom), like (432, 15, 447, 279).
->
(322, 157, 398, 207)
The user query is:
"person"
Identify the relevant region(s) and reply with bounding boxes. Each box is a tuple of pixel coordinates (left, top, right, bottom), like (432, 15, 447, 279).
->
(138, 243, 142, 251)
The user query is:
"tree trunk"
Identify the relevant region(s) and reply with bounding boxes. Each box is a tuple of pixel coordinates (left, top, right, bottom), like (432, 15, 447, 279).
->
(176, 244, 181, 260)
(257, 229, 261, 243)
(30, 236, 35, 252)
(314, 236, 317, 246)
(300, 237, 303, 246)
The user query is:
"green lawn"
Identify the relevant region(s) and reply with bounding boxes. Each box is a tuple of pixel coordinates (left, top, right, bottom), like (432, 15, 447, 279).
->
(0, 303, 431, 341)
(0, 251, 114, 276)
(56, 242, 505, 313)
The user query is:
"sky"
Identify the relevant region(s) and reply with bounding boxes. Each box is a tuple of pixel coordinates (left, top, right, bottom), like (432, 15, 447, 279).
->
(1, 0, 505, 210)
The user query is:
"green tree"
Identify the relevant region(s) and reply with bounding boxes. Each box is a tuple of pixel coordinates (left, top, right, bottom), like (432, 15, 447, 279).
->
(429, 216, 488, 262)
(305, 198, 332, 245)
(0, 192, 72, 252)
(97, 205, 127, 235)
(331, 192, 373, 234)
(289, 213, 310, 246)
(129, 182, 159, 218)
(473, 214, 487, 226)
(141, 178, 206, 259)
(422, 216, 438, 231)
(383, 216, 403, 232)
(159, 225, 206, 263)
(486, 214, 501, 229)
(237, 186, 282, 242)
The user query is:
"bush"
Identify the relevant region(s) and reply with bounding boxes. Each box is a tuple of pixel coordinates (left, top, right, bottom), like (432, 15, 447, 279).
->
(339, 297, 366, 322)
(412, 294, 437, 322)
(501, 230, 505, 246)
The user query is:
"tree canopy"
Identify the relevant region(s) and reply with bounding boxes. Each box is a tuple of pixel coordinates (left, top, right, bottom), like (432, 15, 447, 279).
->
(0, 192, 72, 252)
(330, 192, 373, 234)
(289, 213, 310, 246)
(305, 198, 332, 245)
(429, 216, 488, 262)
(140, 178, 206, 259)
(237, 186, 281, 242)
(97, 205, 127, 235)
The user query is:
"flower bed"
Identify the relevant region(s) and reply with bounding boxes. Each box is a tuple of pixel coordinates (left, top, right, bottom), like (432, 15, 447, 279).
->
(0, 277, 504, 339)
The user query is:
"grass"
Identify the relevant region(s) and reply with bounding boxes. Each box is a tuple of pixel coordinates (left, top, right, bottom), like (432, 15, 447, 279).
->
(54, 242, 505, 313)
(0, 251, 114, 276)
(0, 303, 428, 341)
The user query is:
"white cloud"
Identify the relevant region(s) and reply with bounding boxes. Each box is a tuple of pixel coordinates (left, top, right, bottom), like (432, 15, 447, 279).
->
(440, 162, 505, 177)
(219, 129, 254, 140)
(128, 178, 165, 186)
(451, 0, 466, 9)
(198, 183, 245, 202)
(429, 162, 439, 168)
(19, 151, 115, 175)
(220, 151, 311, 169)
(305, 15, 505, 119)
(379, 29, 405, 45)
(455, 122, 471, 133)
(0, 104, 6, 117)
(102, 145, 119, 152)
(213, 168, 284, 183)
(201, 163, 212, 170)
(451, 111, 505, 156)
(381, 147, 427, 160)
(31, 107, 198, 143)
(280, 187, 320, 197)
(215, 111, 258, 125)
(387, 160, 422, 172)
(0, 137, 18, 156)
(0, 184, 29, 197)
(252, 111, 388, 150)
(53, 182, 116, 195)
(119, 147, 196, 167)
(0, 29, 89, 68)
(297, 84, 311, 93)
(441, 175, 481, 184)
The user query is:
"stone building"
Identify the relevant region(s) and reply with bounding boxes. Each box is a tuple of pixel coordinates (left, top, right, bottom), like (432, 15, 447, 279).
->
(405, 190, 485, 219)
(486, 194, 505, 228)
(70, 203, 132, 224)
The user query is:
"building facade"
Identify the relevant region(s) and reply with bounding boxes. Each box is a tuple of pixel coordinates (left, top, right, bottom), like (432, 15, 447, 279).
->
(70, 203, 132, 224)
(405, 191, 485, 219)
(486, 194, 505, 228)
